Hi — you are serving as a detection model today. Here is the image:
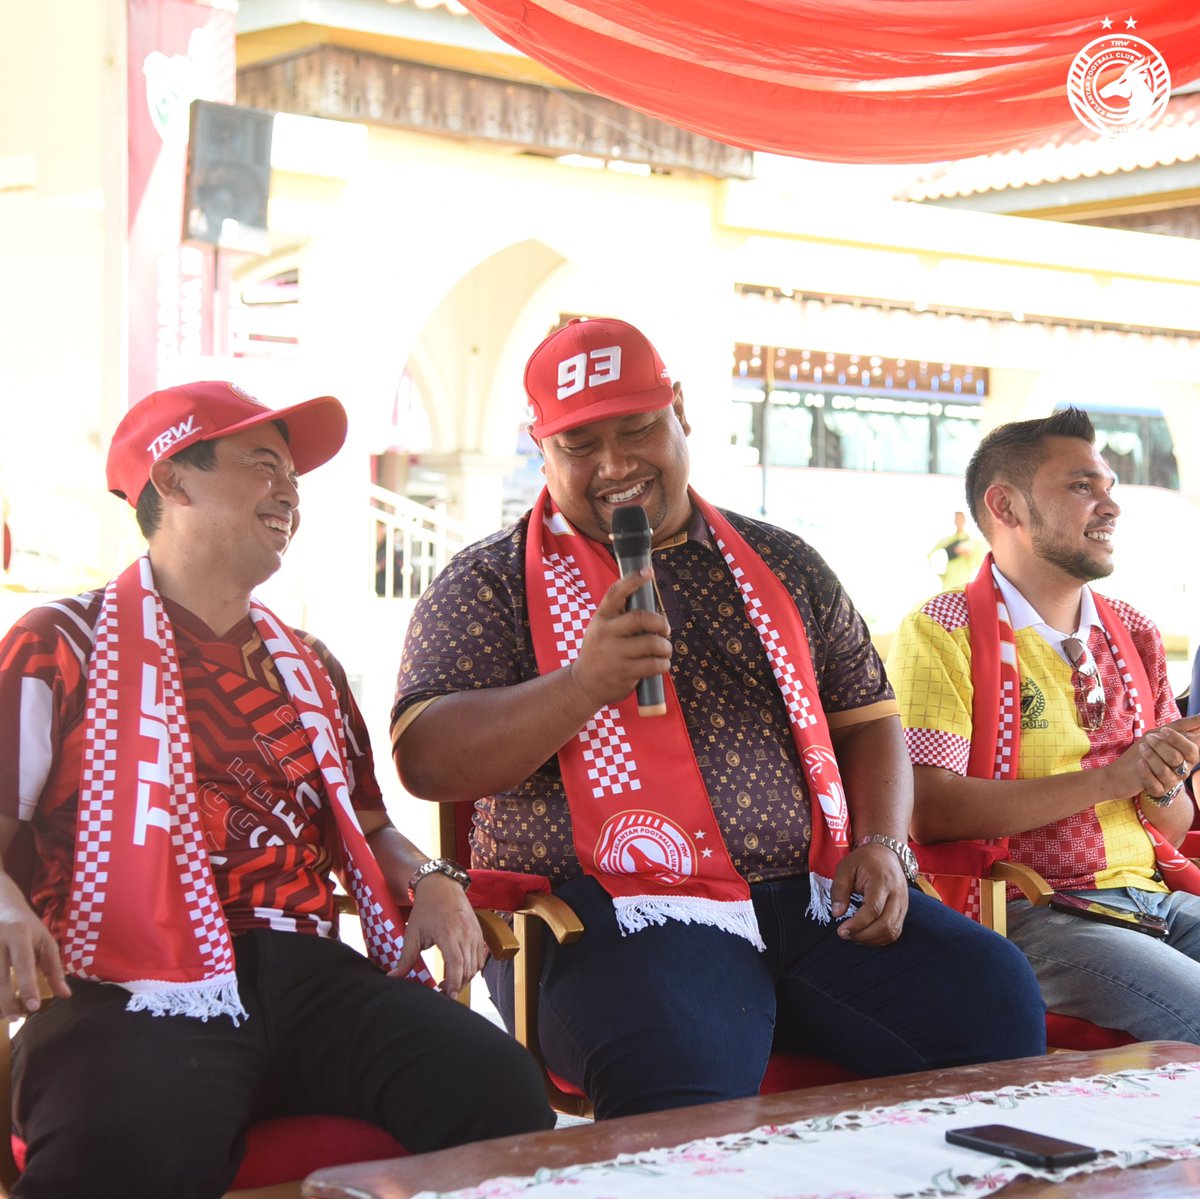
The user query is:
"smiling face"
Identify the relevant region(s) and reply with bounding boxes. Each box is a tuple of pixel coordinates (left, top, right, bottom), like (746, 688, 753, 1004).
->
(538, 387, 693, 545)
(1022, 435, 1120, 582)
(163, 423, 301, 590)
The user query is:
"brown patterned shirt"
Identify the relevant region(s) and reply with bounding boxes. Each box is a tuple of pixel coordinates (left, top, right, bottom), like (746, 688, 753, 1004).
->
(393, 507, 896, 883)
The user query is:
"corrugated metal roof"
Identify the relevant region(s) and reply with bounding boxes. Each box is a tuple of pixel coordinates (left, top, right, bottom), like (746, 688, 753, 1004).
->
(901, 92, 1200, 202)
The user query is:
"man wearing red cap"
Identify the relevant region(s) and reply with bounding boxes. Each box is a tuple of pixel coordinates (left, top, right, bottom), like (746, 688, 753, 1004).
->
(0, 381, 551, 1198)
(393, 319, 1045, 1120)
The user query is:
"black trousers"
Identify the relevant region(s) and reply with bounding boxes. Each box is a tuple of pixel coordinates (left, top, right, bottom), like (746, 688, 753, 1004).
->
(13, 929, 553, 1199)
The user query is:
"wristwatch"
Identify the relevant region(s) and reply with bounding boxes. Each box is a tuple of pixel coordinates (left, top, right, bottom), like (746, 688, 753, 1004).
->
(855, 834, 919, 885)
(407, 857, 471, 901)
(1142, 781, 1185, 808)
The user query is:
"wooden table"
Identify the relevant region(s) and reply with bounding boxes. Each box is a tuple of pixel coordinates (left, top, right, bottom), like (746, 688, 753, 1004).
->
(304, 1042, 1200, 1198)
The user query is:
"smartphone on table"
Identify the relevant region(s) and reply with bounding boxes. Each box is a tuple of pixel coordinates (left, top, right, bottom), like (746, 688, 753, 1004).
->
(1047, 892, 1168, 938)
(946, 1123, 1098, 1168)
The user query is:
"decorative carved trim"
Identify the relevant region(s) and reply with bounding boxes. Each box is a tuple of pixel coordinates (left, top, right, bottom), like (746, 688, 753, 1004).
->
(238, 46, 753, 180)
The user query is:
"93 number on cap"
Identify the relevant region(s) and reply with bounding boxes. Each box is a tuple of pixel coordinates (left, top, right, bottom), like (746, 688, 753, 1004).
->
(557, 346, 622, 400)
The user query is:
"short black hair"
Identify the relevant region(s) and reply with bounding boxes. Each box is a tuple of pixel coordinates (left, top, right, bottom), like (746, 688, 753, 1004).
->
(134, 418, 289, 539)
(964, 407, 1095, 536)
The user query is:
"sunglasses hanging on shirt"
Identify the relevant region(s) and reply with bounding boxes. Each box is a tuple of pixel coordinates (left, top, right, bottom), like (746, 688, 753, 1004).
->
(1062, 636, 1106, 733)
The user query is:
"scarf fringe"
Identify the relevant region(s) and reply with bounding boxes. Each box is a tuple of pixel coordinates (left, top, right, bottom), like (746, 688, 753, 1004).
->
(121, 976, 248, 1025)
(612, 895, 766, 950)
(806, 873, 834, 924)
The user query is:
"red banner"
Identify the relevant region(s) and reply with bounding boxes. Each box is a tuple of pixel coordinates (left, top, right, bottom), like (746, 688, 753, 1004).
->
(127, 0, 236, 407)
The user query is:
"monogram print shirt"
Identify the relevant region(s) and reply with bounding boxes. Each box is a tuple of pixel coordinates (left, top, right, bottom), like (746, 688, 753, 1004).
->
(394, 507, 896, 883)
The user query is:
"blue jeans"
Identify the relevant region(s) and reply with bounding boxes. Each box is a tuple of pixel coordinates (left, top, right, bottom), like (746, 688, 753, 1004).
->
(1007, 886, 1200, 1043)
(485, 874, 1046, 1120)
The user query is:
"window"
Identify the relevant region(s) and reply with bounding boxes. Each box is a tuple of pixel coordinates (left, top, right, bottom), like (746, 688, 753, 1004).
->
(1065, 408, 1179, 490)
(733, 344, 985, 475)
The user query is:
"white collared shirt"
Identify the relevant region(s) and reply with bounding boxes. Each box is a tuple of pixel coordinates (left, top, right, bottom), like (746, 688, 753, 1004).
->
(990, 563, 1103, 665)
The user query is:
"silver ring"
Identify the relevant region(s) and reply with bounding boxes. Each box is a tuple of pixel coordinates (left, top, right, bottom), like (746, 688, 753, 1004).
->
(1176, 763, 1192, 779)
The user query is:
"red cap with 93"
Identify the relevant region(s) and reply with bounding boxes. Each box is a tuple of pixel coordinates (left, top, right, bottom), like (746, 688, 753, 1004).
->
(106, 381, 347, 506)
(524, 317, 674, 439)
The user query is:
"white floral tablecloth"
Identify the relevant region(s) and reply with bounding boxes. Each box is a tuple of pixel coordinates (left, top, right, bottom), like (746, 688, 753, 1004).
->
(416, 1061, 1200, 1199)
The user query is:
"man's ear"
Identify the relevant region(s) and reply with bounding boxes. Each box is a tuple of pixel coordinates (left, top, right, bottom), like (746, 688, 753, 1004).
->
(671, 383, 691, 436)
(983, 481, 1021, 530)
(149, 458, 190, 507)
(527, 426, 546, 474)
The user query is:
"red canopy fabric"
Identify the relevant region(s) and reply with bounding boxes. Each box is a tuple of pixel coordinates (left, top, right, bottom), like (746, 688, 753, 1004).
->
(458, 0, 1200, 163)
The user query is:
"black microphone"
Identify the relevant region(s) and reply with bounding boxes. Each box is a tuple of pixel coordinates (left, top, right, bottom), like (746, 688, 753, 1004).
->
(610, 506, 667, 717)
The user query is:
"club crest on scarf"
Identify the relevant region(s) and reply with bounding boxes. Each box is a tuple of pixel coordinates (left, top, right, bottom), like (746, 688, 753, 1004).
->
(595, 811, 696, 887)
(804, 746, 848, 838)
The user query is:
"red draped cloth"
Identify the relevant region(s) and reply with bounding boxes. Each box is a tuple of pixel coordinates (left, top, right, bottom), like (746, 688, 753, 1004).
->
(459, 1, 1200, 162)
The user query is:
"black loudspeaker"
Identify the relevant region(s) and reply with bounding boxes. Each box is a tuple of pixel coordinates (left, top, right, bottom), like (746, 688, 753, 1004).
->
(183, 100, 273, 254)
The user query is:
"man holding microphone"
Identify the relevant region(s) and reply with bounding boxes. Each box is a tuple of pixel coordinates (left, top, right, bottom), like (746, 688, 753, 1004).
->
(391, 317, 1043, 1119)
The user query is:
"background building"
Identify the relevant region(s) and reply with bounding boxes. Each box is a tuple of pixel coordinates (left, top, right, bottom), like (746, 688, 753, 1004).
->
(5, 0, 1200, 842)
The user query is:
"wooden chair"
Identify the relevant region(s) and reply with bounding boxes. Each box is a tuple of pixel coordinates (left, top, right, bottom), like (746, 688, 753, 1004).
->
(912, 841, 1136, 1051)
(435, 802, 944, 1117)
(0, 892, 521, 1199)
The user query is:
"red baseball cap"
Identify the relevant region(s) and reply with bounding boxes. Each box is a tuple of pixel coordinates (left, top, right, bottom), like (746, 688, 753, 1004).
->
(106, 380, 347, 506)
(525, 318, 674, 439)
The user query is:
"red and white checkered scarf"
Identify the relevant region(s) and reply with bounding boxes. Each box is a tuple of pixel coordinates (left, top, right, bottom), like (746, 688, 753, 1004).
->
(966, 554, 1200, 895)
(67, 556, 426, 1022)
(525, 489, 851, 948)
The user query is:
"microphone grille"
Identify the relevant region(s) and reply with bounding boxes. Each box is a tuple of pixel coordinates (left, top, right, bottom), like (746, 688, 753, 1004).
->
(611, 506, 651, 536)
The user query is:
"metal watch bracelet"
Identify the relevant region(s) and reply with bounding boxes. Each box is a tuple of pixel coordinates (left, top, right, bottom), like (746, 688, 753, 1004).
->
(854, 833, 919, 883)
(1143, 781, 1185, 807)
(407, 857, 471, 900)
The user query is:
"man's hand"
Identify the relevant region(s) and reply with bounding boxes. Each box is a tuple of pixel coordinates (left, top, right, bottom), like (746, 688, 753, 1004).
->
(568, 569, 672, 712)
(390, 872, 486, 1001)
(1126, 714, 1200, 801)
(829, 843, 910, 947)
(0, 873, 70, 1018)
(1101, 713, 1200, 804)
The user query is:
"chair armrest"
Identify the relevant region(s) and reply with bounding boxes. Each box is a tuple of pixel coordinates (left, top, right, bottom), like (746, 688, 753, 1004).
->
(473, 908, 520, 960)
(335, 880, 523, 959)
(463, 869, 551, 912)
(992, 859, 1054, 905)
(513, 892, 584, 945)
(909, 840, 1055, 936)
(914, 874, 941, 900)
(911, 841, 1009, 876)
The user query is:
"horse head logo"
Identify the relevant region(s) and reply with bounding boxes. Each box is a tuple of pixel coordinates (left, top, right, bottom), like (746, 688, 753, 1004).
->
(1098, 57, 1157, 125)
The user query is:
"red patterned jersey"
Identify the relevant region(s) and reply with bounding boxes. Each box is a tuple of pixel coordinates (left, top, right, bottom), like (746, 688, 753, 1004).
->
(0, 591, 384, 947)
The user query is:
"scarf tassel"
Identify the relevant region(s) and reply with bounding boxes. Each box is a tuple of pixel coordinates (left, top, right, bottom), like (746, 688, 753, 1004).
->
(121, 975, 249, 1025)
(612, 895, 767, 950)
(806, 872, 835, 924)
